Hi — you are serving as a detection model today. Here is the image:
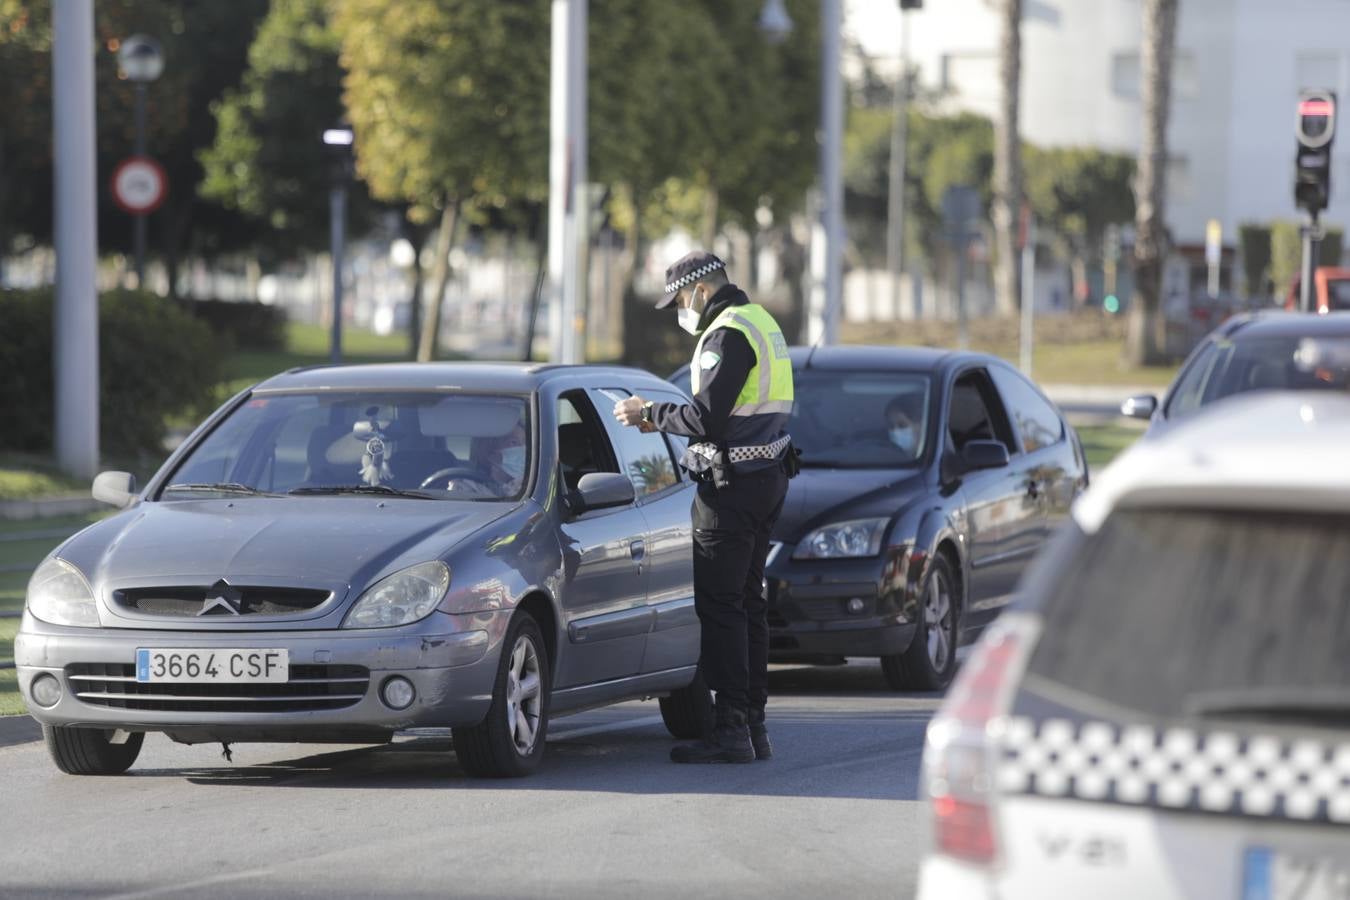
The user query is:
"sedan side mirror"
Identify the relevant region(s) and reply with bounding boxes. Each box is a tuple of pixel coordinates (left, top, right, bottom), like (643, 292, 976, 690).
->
(572, 472, 635, 513)
(92, 471, 138, 509)
(1120, 394, 1158, 420)
(960, 440, 1010, 472)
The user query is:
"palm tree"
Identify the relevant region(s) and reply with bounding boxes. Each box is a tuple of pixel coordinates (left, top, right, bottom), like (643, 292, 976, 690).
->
(1128, 0, 1179, 366)
(992, 0, 1023, 318)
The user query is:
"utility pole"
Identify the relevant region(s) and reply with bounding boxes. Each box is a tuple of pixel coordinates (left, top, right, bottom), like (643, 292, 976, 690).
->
(887, 0, 921, 319)
(53, 0, 99, 479)
(809, 0, 844, 346)
(547, 0, 587, 363)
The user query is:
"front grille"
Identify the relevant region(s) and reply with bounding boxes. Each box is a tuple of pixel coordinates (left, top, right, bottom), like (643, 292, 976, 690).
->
(799, 599, 845, 620)
(66, 663, 369, 713)
(114, 586, 331, 618)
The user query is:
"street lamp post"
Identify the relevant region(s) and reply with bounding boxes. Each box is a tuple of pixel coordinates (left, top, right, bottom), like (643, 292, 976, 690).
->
(888, 1, 922, 318)
(117, 34, 163, 290)
(323, 126, 355, 365)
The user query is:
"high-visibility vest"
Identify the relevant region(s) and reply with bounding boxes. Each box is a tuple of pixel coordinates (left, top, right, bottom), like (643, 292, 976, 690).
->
(690, 303, 794, 452)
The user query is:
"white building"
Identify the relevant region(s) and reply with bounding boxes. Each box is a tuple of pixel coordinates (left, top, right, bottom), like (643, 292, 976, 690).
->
(847, 0, 1350, 271)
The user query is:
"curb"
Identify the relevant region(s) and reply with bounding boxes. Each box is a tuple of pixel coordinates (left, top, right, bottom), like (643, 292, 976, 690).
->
(1042, 383, 1159, 406)
(0, 714, 40, 748)
(0, 495, 101, 522)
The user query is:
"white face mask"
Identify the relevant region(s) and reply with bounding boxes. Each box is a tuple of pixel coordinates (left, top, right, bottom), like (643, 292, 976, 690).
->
(678, 288, 704, 335)
(889, 427, 917, 454)
(498, 446, 526, 480)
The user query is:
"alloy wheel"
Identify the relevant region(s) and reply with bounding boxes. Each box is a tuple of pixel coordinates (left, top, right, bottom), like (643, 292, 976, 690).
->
(505, 634, 542, 756)
(925, 571, 953, 672)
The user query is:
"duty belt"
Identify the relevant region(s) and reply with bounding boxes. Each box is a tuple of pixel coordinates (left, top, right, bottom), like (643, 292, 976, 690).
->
(688, 434, 792, 465)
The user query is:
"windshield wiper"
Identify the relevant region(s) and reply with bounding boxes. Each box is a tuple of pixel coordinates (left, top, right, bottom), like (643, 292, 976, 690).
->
(1188, 690, 1350, 727)
(163, 482, 276, 496)
(288, 484, 439, 500)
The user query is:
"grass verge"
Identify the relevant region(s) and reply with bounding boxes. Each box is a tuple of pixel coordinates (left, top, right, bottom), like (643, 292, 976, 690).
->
(0, 668, 22, 717)
(1075, 421, 1146, 470)
(219, 321, 411, 398)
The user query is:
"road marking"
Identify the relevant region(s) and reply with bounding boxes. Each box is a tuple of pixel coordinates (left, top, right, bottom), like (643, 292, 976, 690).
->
(98, 866, 275, 900)
(548, 714, 664, 742)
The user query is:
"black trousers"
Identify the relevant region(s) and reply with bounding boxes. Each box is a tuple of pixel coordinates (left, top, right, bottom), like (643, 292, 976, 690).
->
(691, 464, 788, 713)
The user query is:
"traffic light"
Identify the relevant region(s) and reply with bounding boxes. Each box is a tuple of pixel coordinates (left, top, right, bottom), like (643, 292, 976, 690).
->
(1295, 89, 1337, 214)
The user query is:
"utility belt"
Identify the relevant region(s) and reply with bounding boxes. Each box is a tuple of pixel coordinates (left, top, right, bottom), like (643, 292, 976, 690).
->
(680, 435, 799, 488)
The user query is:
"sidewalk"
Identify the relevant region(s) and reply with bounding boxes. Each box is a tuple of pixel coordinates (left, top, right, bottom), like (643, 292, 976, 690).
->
(0, 493, 102, 522)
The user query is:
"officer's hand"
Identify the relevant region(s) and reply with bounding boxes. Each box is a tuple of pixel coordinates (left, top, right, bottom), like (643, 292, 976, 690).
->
(613, 396, 646, 427)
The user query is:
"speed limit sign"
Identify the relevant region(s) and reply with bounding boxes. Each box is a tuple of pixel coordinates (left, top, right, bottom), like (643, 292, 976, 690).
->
(111, 156, 168, 215)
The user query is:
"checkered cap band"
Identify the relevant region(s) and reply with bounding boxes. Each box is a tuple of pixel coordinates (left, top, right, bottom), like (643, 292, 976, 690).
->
(664, 260, 725, 295)
(996, 715, 1350, 825)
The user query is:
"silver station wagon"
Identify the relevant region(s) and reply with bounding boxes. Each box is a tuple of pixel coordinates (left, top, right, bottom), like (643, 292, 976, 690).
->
(17, 363, 707, 777)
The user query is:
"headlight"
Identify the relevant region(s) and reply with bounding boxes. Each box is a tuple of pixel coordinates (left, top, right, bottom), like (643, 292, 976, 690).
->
(344, 561, 451, 628)
(26, 558, 99, 627)
(793, 518, 890, 560)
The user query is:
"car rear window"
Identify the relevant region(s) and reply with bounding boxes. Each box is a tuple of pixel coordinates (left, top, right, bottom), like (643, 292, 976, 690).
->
(1025, 508, 1350, 721)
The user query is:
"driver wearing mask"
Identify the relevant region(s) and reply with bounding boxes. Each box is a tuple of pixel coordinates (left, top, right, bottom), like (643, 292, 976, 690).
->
(444, 421, 527, 498)
(884, 395, 922, 458)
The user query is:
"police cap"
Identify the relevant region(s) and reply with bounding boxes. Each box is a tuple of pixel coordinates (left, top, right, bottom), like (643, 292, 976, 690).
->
(656, 250, 726, 309)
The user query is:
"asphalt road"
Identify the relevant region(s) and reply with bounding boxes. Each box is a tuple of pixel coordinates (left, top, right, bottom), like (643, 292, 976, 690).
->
(0, 661, 934, 900)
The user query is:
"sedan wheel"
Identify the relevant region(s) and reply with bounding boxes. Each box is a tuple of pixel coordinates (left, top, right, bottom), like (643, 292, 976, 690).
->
(882, 554, 959, 692)
(454, 614, 551, 778)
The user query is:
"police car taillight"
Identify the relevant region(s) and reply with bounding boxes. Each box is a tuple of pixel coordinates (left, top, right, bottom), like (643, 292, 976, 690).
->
(922, 613, 1041, 867)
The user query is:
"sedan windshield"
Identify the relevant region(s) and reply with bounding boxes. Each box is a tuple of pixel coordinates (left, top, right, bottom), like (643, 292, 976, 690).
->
(1179, 335, 1350, 416)
(790, 372, 932, 468)
(162, 392, 531, 501)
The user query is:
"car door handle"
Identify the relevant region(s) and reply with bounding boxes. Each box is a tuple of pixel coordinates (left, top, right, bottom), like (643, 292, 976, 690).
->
(629, 540, 646, 562)
(1025, 479, 1041, 499)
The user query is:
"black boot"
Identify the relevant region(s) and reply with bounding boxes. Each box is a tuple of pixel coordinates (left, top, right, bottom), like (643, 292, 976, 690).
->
(748, 707, 772, 761)
(670, 702, 754, 764)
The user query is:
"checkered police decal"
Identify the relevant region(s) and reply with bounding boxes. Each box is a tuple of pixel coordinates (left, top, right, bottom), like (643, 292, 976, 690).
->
(995, 716, 1350, 825)
(664, 260, 725, 294)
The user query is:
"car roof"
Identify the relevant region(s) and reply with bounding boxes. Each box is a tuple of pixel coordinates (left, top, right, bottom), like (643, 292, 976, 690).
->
(252, 361, 665, 394)
(795, 344, 976, 371)
(1214, 310, 1350, 341)
(1074, 391, 1350, 532)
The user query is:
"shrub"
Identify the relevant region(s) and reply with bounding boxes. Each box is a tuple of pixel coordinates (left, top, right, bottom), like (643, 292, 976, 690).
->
(177, 298, 287, 351)
(0, 288, 224, 458)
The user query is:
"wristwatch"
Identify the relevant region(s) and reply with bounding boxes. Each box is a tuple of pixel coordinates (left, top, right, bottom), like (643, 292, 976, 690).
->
(640, 401, 655, 425)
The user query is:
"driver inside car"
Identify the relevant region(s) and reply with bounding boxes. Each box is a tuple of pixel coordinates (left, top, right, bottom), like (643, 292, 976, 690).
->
(440, 420, 527, 498)
(884, 394, 922, 457)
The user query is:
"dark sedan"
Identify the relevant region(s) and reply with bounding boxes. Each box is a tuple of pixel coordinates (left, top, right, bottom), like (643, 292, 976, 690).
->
(1121, 310, 1350, 433)
(672, 345, 1088, 691)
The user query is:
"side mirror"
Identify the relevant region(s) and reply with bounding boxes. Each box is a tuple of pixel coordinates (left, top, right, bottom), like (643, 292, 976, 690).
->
(960, 440, 1010, 472)
(1120, 394, 1158, 420)
(572, 472, 635, 512)
(92, 471, 138, 509)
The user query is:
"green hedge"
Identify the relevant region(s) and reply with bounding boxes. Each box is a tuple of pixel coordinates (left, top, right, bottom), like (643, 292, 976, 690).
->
(178, 298, 287, 351)
(0, 288, 224, 457)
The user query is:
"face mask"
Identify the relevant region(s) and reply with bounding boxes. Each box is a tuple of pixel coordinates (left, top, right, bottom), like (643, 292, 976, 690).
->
(678, 288, 704, 335)
(889, 427, 917, 454)
(499, 446, 526, 480)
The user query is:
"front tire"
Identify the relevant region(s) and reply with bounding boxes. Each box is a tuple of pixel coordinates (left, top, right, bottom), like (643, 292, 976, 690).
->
(44, 725, 144, 775)
(659, 669, 713, 740)
(453, 614, 550, 778)
(882, 554, 959, 691)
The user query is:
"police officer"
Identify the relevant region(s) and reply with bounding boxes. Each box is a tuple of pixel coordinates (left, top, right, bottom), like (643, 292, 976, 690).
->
(613, 250, 795, 764)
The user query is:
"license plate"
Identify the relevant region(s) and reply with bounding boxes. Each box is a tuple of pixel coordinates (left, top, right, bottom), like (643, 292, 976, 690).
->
(1244, 847, 1350, 900)
(135, 648, 289, 683)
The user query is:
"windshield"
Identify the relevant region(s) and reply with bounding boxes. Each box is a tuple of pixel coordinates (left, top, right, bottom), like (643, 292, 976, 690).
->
(1185, 335, 1350, 414)
(790, 371, 932, 468)
(162, 392, 531, 501)
(1026, 508, 1350, 723)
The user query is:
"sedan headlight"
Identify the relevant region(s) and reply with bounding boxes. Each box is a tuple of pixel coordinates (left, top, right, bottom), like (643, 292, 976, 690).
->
(27, 558, 99, 627)
(344, 561, 451, 628)
(793, 518, 890, 560)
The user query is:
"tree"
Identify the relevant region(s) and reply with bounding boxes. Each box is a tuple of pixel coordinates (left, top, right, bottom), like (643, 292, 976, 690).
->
(200, 0, 373, 265)
(992, 0, 1023, 316)
(0, 1, 55, 272)
(1024, 146, 1135, 305)
(334, 0, 550, 361)
(1238, 223, 1272, 299)
(1128, 0, 1178, 366)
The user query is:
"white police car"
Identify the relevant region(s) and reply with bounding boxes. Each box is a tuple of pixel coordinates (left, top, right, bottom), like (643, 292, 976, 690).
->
(918, 391, 1350, 898)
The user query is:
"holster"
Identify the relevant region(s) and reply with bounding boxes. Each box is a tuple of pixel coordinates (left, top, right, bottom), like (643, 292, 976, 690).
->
(783, 444, 803, 479)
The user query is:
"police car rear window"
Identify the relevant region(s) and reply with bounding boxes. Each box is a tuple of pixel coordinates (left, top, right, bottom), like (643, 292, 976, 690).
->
(1025, 508, 1350, 721)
